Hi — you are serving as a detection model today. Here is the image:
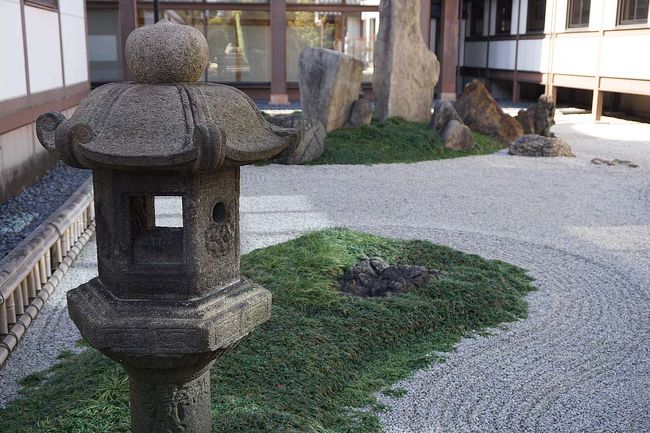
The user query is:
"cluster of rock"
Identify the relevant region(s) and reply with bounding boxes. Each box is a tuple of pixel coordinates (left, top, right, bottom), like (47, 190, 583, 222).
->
(340, 257, 440, 298)
(508, 94, 576, 157)
(430, 100, 475, 150)
(372, 0, 440, 122)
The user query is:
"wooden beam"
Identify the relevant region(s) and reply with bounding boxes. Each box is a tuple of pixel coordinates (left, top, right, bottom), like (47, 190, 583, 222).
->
(270, 0, 288, 104)
(119, 0, 137, 80)
(440, 0, 460, 100)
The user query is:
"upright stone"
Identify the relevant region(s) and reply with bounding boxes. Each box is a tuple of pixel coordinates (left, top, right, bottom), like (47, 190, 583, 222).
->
(455, 79, 524, 145)
(373, 0, 441, 122)
(515, 95, 556, 137)
(299, 47, 363, 132)
(36, 19, 299, 433)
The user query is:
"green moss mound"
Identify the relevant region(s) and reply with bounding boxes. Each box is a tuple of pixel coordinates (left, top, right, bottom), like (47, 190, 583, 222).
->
(0, 229, 534, 433)
(310, 118, 503, 165)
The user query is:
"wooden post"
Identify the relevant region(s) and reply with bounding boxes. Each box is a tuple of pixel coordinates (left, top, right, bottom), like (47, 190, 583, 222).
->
(6, 294, 16, 325)
(440, 0, 460, 101)
(119, 0, 138, 81)
(270, 0, 289, 104)
(592, 88, 603, 121)
(0, 303, 8, 335)
(15, 286, 25, 316)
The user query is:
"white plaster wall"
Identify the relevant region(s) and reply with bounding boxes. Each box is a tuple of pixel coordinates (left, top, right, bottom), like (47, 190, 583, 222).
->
(553, 0, 568, 32)
(0, 0, 28, 101)
(517, 38, 550, 72)
(600, 34, 650, 80)
(552, 36, 598, 75)
(488, 40, 516, 69)
(464, 41, 488, 68)
(24, 6, 63, 93)
(61, 12, 89, 85)
(59, 0, 85, 17)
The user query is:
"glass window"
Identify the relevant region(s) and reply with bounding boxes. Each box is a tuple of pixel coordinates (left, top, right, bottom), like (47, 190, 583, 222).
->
(25, 0, 57, 9)
(527, 0, 546, 32)
(287, 1, 379, 4)
(567, 0, 590, 28)
(206, 10, 271, 82)
(286, 10, 379, 82)
(137, 8, 271, 83)
(496, 0, 512, 34)
(88, 9, 122, 83)
(469, 0, 485, 36)
(618, 0, 649, 24)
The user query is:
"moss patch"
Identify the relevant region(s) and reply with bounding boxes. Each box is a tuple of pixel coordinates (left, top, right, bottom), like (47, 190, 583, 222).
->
(0, 228, 534, 433)
(310, 117, 503, 165)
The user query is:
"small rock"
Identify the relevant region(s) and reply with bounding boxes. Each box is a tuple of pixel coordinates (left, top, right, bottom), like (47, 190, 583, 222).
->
(347, 95, 372, 127)
(441, 120, 476, 151)
(430, 100, 462, 134)
(341, 257, 440, 298)
(509, 134, 575, 157)
(591, 158, 639, 168)
(268, 115, 326, 165)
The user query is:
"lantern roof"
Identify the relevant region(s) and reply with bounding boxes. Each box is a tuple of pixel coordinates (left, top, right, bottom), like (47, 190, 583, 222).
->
(36, 19, 298, 171)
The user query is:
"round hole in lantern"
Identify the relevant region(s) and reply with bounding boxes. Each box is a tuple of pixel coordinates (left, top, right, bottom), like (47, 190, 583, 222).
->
(212, 202, 227, 223)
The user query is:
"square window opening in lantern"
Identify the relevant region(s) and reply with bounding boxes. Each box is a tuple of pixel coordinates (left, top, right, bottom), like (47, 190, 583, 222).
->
(129, 195, 184, 265)
(154, 196, 184, 228)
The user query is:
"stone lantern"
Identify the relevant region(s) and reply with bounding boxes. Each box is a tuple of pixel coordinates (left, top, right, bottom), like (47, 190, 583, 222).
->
(36, 19, 298, 433)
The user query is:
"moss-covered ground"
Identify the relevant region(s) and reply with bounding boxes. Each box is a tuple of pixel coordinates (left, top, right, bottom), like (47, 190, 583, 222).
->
(0, 228, 534, 432)
(310, 118, 503, 165)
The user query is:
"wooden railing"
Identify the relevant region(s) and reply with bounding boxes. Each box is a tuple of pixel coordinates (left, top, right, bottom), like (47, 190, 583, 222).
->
(0, 179, 95, 366)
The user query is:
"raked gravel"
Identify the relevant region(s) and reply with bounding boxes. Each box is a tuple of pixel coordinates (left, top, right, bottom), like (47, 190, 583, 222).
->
(0, 110, 649, 432)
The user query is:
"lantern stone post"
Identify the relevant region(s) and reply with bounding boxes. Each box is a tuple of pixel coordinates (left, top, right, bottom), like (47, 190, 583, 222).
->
(36, 19, 299, 433)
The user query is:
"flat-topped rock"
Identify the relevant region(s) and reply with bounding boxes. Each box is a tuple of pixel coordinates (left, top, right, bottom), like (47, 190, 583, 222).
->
(299, 48, 363, 132)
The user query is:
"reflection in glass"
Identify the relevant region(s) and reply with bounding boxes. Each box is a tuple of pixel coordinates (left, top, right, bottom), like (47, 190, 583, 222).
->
(286, 10, 379, 82)
(206, 10, 271, 82)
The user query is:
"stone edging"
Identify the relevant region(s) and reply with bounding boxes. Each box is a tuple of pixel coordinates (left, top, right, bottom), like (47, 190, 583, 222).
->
(0, 179, 94, 366)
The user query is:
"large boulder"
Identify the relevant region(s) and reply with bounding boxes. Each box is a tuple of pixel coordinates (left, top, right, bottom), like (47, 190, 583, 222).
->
(299, 47, 363, 132)
(516, 95, 556, 136)
(268, 115, 326, 165)
(508, 134, 575, 157)
(373, 0, 440, 122)
(455, 80, 524, 145)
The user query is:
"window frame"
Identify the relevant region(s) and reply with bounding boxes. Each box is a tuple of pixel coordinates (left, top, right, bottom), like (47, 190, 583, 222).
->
(24, 0, 58, 11)
(567, 0, 591, 29)
(495, 0, 513, 35)
(617, 0, 650, 26)
(526, 0, 546, 33)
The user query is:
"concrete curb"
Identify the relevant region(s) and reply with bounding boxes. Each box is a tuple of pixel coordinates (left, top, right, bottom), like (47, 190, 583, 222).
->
(0, 179, 94, 366)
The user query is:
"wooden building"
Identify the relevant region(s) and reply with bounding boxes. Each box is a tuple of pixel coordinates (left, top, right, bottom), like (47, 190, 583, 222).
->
(0, 0, 90, 203)
(460, 0, 650, 119)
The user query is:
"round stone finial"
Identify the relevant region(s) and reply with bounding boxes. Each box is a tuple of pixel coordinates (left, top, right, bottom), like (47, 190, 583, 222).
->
(125, 19, 208, 83)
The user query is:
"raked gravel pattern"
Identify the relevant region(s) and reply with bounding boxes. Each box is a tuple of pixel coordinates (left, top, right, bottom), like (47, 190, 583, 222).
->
(1, 110, 649, 432)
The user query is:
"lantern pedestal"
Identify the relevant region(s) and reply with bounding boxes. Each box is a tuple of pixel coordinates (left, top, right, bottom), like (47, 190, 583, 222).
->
(128, 365, 213, 433)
